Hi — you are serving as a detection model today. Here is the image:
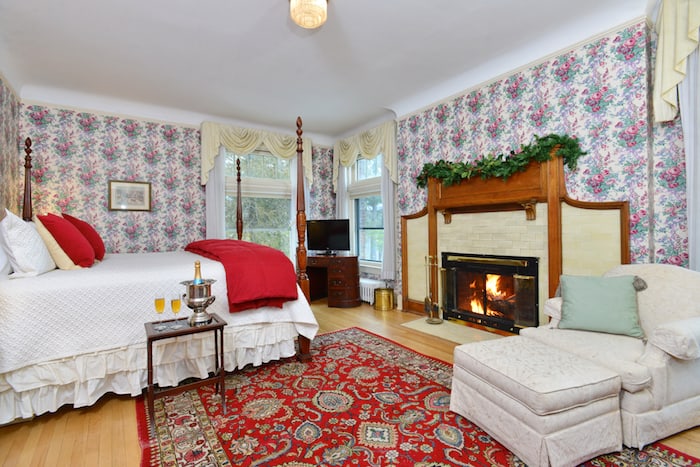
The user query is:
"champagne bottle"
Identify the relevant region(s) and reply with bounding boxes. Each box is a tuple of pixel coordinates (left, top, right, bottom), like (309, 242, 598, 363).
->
(193, 261, 203, 285)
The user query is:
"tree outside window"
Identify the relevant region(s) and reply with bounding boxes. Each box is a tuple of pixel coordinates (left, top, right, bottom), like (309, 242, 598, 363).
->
(224, 151, 292, 257)
(355, 195, 383, 262)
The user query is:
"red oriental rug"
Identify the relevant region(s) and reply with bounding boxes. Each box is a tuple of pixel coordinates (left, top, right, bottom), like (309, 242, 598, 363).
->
(137, 327, 699, 466)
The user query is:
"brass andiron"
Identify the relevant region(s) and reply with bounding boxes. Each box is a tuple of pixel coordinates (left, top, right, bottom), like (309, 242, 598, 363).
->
(424, 255, 443, 324)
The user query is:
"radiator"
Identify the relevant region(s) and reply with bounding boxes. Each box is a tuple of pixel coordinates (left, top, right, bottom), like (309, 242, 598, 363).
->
(359, 278, 384, 304)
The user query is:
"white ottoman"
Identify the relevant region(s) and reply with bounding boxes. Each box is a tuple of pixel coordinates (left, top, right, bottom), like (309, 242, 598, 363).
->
(450, 336, 622, 467)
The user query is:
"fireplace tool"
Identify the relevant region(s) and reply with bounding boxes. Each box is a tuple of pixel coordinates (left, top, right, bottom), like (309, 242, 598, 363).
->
(181, 278, 216, 326)
(424, 255, 443, 324)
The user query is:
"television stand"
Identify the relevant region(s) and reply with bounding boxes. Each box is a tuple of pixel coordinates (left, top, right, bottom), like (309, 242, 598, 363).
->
(317, 250, 337, 257)
(307, 255, 361, 307)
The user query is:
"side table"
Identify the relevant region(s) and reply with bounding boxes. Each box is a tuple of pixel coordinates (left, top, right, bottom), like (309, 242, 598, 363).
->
(144, 313, 227, 429)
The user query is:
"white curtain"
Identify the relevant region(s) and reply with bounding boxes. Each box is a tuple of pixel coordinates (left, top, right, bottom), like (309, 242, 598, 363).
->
(205, 146, 226, 239)
(680, 48, 700, 269)
(289, 155, 308, 265)
(653, 0, 700, 269)
(380, 165, 396, 281)
(332, 120, 397, 192)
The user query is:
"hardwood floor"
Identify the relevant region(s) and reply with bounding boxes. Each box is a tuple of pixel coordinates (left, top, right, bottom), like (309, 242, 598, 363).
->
(0, 301, 698, 466)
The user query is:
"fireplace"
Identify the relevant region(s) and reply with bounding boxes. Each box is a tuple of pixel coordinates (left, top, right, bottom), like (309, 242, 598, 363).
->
(442, 252, 539, 333)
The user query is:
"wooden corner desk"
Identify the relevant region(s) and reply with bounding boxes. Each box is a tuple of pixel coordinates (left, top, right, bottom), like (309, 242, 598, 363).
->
(307, 254, 361, 307)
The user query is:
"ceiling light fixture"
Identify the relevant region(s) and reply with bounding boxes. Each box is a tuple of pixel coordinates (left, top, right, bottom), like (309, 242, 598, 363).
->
(290, 0, 327, 29)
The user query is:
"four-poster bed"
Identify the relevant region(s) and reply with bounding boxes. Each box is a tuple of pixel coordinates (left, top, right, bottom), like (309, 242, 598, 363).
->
(0, 117, 316, 425)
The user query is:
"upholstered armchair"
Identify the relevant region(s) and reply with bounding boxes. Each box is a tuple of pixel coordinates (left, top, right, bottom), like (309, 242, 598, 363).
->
(520, 263, 700, 449)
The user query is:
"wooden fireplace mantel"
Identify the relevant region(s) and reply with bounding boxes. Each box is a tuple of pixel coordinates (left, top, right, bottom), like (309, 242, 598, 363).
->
(424, 155, 629, 301)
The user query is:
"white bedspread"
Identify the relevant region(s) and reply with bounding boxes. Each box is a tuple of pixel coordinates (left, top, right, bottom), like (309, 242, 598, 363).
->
(0, 251, 319, 423)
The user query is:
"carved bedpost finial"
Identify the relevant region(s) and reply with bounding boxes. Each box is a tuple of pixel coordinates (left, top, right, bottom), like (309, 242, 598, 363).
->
(22, 138, 33, 221)
(236, 158, 243, 240)
(296, 116, 303, 151)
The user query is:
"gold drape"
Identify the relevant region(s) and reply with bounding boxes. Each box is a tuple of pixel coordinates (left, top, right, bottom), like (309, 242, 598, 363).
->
(653, 0, 700, 122)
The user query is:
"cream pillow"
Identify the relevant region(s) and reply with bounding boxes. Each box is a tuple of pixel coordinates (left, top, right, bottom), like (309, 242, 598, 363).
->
(33, 214, 82, 270)
(0, 209, 56, 278)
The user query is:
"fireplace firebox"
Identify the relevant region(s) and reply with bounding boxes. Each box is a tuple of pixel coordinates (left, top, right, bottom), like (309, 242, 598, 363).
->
(442, 252, 539, 333)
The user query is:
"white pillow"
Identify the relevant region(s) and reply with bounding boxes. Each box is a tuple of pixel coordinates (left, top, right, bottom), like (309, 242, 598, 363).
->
(650, 317, 700, 360)
(0, 242, 10, 278)
(0, 209, 56, 278)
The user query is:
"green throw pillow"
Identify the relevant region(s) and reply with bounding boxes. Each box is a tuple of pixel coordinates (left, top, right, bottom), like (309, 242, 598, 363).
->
(559, 274, 645, 338)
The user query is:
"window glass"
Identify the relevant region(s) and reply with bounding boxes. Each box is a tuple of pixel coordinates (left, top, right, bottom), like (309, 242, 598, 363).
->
(234, 152, 290, 180)
(355, 195, 383, 262)
(348, 155, 383, 263)
(355, 156, 382, 181)
(224, 151, 291, 257)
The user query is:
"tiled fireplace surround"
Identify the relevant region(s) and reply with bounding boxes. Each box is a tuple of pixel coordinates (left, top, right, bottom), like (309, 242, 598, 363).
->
(401, 157, 629, 330)
(439, 211, 546, 331)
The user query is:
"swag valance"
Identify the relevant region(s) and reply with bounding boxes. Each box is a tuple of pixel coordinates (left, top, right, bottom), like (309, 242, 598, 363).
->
(200, 121, 313, 185)
(332, 120, 398, 192)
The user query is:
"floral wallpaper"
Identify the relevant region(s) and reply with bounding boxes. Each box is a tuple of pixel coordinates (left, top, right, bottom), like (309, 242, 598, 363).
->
(308, 145, 335, 220)
(396, 21, 687, 266)
(18, 105, 204, 253)
(0, 73, 20, 214)
(2, 20, 689, 267)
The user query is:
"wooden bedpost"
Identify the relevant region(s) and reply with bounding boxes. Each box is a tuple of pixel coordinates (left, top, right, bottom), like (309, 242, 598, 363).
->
(236, 158, 243, 240)
(295, 116, 312, 362)
(22, 138, 33, 221)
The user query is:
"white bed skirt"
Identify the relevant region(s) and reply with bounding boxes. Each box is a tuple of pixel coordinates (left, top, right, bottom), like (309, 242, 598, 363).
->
(0, 251, 319, 424)
(0, 321, 302, 424)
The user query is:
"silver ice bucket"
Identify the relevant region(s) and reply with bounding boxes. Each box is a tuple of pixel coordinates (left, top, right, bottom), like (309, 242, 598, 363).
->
(181, 279, 216, 326)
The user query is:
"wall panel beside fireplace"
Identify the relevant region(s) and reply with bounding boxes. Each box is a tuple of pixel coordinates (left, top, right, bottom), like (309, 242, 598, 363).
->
(401, 208, 429, 314)
(561, 200, 629, 276)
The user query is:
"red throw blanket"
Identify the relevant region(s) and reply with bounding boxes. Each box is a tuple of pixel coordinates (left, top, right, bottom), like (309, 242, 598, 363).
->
(185, 239, 298, 312)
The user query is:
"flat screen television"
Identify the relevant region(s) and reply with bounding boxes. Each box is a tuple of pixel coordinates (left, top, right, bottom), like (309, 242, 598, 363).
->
(306, 219, 350, 255)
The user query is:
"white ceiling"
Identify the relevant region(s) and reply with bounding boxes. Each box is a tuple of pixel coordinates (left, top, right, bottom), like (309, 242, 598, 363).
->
(0, 0, 652, 143)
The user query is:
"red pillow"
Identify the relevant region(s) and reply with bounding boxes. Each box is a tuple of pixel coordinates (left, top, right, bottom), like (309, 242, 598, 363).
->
(62, 213, 106, 260)
(37, 213, 95, 267)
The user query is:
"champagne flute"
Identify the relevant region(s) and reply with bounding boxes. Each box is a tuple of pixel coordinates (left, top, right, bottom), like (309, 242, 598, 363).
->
(170, 295, 183, 329)
(154, 294, 166, 331)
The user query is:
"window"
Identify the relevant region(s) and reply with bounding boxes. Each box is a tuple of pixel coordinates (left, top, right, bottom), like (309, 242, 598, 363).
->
(224, 150, 292, 257)
(355, 195, 383, 262)
(348, 155, 383, 264)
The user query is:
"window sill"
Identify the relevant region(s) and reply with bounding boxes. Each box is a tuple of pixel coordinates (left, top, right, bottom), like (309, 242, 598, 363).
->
(359, 260, 381, 275)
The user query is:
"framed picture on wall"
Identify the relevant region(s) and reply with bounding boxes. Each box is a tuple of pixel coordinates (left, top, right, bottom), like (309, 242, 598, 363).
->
(108, 180, 151, 211)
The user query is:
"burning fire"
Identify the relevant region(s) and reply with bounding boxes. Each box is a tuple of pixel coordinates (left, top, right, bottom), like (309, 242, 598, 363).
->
(470, 274, 509, 315)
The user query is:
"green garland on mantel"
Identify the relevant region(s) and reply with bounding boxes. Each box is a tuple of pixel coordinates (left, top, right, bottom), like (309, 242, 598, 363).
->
(415, 134, 586, 188)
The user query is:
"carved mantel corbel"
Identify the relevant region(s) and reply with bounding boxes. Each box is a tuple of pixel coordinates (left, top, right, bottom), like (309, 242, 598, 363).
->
(521, 199, 537, 220)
